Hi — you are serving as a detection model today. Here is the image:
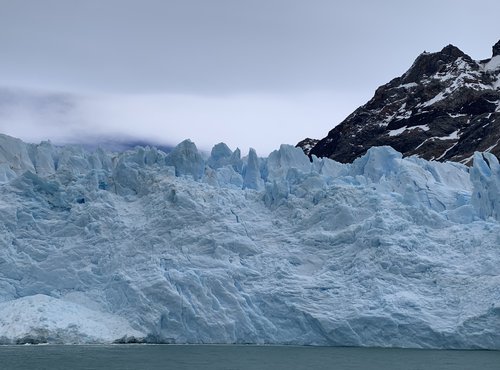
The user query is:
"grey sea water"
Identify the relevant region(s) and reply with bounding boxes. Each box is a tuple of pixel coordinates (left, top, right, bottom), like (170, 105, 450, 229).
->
(0, 344, 498, 370)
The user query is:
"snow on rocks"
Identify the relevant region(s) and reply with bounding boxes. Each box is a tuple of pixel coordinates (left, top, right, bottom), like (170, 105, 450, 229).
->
(0, 133, 499, 348)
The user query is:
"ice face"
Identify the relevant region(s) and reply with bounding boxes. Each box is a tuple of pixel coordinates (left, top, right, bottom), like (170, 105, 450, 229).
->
(242, 148, 264, 190)
(207, 142, 233, 169)
(471, 151, 500, 221)
(0, 133, 499, 348)
(0, 134, 35, 175)
(165, 139, 204, 180)
(264, 144, 312, 182)
(0, 295, 144, 344)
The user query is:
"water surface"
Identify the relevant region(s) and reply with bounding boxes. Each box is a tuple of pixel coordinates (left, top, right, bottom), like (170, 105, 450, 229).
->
(0, 344, 498, 370)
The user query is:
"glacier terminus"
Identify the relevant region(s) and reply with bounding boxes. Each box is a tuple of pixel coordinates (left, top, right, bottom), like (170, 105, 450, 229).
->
(0, 133, 499, 348)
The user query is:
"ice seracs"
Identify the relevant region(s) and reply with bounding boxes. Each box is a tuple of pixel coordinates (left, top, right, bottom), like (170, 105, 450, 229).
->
(471, 151, 500, 221)
(242, 148, 264, 190)
(0, 133, 499, 348)
(165, 139, 204, 180)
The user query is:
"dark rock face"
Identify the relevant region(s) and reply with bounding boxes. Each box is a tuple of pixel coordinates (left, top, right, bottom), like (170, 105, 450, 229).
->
(493, 40, 500, 57)
(295, 138, 319, 156)
(305, 41, 500, 164)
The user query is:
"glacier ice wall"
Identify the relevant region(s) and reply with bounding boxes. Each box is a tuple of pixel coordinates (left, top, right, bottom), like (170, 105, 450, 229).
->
(0, 133, 499, 348)
(471, 152, 500, 221)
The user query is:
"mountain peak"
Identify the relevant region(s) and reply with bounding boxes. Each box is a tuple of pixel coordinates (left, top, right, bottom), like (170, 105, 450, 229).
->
(301, 41, 500, 164)
(493, 40, 500, 57)
(401, 44, 469, 84)
(440, 44, 466, 57)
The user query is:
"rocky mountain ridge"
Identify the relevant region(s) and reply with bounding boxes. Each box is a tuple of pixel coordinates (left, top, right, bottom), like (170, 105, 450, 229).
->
(300, 40, 500, 164)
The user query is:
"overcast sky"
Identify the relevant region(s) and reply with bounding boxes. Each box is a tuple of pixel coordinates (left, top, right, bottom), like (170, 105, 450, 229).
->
(1, 0, 499, 155)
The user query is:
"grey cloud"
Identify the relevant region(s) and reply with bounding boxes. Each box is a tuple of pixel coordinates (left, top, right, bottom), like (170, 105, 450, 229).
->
(0, 87, 368, 155)
(1, 1, 499, 154)
(0, 88, 86, 143)
(1, 0, 499, 94)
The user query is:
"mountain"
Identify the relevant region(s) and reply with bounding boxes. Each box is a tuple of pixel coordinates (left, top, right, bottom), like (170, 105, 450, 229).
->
(0, 133, 500, 348)
(300, 40, 500, 164)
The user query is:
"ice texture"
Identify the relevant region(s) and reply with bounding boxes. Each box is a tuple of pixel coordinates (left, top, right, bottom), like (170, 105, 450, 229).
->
(242, 148, 264, 190)
(471, 152, 500, 221)
(0, 133, 499, 348)
(165, 139, 204, 180)
(0, 295, 144, 344)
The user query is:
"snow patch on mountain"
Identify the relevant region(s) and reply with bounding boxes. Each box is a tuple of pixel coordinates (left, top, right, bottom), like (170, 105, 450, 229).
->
(388, 125, 429, 137)
(484, 55, 500, 72)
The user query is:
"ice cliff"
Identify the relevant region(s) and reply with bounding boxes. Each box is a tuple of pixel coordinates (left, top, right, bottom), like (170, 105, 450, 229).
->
(0, 133, 499, 348)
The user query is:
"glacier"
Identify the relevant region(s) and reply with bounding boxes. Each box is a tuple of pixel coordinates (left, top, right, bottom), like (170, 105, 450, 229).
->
(0, 133, 499, 348)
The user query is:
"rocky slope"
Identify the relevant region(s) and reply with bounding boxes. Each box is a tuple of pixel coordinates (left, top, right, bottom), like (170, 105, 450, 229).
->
(301, 40, 500, 164)
(0, 134, 500, 348)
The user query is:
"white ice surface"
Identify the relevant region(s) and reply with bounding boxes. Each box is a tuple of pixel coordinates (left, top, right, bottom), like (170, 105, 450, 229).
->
(0, 134, 500, 348)
(0, 295, 144, 344)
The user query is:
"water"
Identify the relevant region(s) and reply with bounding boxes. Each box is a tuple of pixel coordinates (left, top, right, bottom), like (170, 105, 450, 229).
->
(0, 345, 499, 370)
